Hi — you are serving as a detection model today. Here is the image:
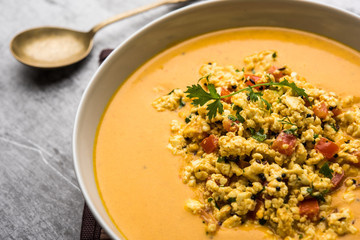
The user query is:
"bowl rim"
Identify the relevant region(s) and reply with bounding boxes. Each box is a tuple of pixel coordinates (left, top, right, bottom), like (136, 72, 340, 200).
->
(73, 0, 360, 239)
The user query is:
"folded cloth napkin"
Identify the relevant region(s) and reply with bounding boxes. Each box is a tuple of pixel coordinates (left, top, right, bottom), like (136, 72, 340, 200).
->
(80, 48, 115, 240)
(80, 203, 103, 239)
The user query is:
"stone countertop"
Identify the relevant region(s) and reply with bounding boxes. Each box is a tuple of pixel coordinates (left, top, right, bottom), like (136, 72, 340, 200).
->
(1, 0, 359, 239)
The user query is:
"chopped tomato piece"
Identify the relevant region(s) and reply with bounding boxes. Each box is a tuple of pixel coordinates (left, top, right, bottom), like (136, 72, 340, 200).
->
(220, 87, 232, 104)
(331, 170, 345, 189)
(201, 135, 218, 154)
(272, 131, 297, 156)
(331, 108, 342, 117)
(267, 65, 284, 80)
(315, 138, 339, 159)
(313, 102, 328, 119)
(299, 199, 319, 219)
(223, 118, 238, 132)
(244, 75, 263, 90)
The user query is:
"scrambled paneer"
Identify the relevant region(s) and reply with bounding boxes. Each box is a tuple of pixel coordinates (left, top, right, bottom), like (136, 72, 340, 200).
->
(152, 51, 360, 240)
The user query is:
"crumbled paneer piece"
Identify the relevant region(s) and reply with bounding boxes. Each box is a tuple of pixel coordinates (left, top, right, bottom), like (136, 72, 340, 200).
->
(152, 50, 360, 239)
(152, 88, 184, 111)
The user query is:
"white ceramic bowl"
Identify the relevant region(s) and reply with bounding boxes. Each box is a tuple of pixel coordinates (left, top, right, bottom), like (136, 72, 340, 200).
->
(73, 0, 360, 239)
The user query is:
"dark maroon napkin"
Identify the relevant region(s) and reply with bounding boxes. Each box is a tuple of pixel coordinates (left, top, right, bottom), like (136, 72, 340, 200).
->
(80, 49, 114, 240)
(80, 203, 103, 239)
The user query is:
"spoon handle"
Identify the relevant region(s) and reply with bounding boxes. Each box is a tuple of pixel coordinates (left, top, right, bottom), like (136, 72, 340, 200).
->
(88, 0, 191, 35)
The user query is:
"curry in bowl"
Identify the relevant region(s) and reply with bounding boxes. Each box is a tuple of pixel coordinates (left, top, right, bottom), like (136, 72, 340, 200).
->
(94, 27, 360, 239)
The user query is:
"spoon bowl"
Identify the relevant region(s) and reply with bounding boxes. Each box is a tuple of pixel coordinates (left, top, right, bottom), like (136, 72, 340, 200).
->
(11, 27, 93, 68)
(10, 0, 192, 69)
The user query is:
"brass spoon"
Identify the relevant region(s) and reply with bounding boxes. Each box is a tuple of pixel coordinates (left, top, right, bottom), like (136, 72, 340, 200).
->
(10, 0, 191, 69)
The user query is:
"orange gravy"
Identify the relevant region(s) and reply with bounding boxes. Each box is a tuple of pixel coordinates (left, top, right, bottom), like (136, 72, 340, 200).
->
(94, 27, 360, 239)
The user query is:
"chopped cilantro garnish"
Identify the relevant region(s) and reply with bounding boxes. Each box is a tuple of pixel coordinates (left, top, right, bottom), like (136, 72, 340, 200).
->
(249, 128, 267, 142)
(330, 123, 339, 132)
(283, 128, 298, 136)
(319, 162, 334, 179)
(197, 74, 211, 83)
(167, 88, 176, 95)
(307, 186, 328, 202)
(312, 133, 319, 144)
(179, 97, 186, 108)
(185, 84, 223, 119)
(233, 105, 245, 123)
(278, 116, 296, 127)
(278, 117, 298, 136)
(227, 197, 236, 203)
(272, 52, 277, 58)
(247, 87, 272, 110)
(185, 80, 309, 119)
(228, 115, 238, 122)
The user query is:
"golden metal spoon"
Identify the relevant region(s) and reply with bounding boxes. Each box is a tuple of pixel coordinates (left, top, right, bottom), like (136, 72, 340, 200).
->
(10, 0, 191, 69)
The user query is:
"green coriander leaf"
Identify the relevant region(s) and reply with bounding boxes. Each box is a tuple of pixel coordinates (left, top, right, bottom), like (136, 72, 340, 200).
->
(319, 162, 334, 179)
(179, 97, 186, 108)
(248, 88, 261, 102)
(235, 69, 240, 73)
(207, 84, 220, 99)
(330, 123, 339, 132)
(247, 89, 272, 111)
(227, 197, 236, 203)
(233, 106, 242, 113)
(185, 84, 220, 106)
(272, 52, 277, 58)
(208, 198, 213, 203)
(207, 99, 223, 119)
(167, 89, 175, 95)
(217, 156, 225, 162)
(313, 133, 319, 144)
(307, 185, 329, 202)
(233, 105, 245, 123)
(197, 74, 211, 83)
(277, 79, 310, 102)
(265, 74, 272, 81)
(278, 117, 296, 126)
(249, 128, 267, 142)
(279, 117, 298, 135)
(261, 97, 271, 110)
(228, 115, 238, 122)
(283, 128, 298, 136)
(185, 78, 308, 120)
(185, 115, 191, 123)
(313, 192, 326, 202)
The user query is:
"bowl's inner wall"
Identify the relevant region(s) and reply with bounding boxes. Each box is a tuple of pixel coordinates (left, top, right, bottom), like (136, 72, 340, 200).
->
(74, 0, 360, 239)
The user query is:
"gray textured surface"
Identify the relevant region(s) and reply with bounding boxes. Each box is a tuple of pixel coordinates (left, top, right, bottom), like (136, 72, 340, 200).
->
(0, 0, 359, 239)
